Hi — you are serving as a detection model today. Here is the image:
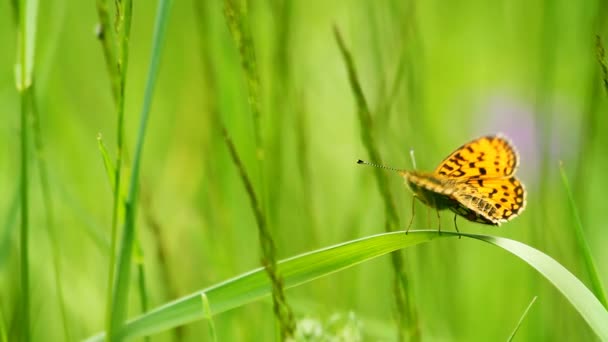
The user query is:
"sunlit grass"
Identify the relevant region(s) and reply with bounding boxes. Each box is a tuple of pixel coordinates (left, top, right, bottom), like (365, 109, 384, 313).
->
(1, 1, 607, 341)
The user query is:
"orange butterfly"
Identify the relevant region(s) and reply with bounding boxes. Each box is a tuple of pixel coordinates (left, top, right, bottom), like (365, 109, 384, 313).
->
(358, 135, 526, 232)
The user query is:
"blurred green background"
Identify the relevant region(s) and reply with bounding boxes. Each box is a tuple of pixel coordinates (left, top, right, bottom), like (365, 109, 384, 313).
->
(1, 0, 608, 340)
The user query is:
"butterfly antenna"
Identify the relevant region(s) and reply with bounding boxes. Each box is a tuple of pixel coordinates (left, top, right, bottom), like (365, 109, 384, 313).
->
(356, 159, 403, 172)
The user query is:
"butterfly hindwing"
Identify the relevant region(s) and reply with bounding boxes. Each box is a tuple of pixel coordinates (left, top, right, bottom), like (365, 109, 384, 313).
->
(451, 176, 526, 225)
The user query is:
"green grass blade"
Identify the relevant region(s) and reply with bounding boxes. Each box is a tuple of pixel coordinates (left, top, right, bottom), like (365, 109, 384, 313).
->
(134, 240, 150, 342)
(15, 0, 38, 91)
(559, 162, 608, 308)
(96, 134, 116, 190)
(15, 0, 39, 340)
(109, 0, 173, 338)
(102, 0, 134, 336)
(94, 0, 119, 102)
(597, 35, 608, 95)
(466, 234, 608, 339)
(87, 231, 436, 341)
(0, 305, 6, 342)
(86, 231, 608, 341)
(0, 187, 20, 270)
(0, 308, 8, 342)
(30, 88, 70, 340)
(507, 296, 538, 342)
(18, 78, 30, 342)
(201, 292, 217, 342)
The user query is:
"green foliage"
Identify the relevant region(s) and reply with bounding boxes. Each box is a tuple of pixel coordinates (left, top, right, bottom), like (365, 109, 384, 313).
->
(1, 0, 607, 341)
(86, 232, 608, 340)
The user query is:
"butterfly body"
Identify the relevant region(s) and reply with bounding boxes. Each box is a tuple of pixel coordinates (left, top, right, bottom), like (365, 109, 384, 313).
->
(401, 135, 526, 226)
(400, 171, 458, 209)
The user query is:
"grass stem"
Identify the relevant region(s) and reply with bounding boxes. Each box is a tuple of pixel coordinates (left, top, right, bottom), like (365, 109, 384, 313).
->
(109, 0, 173, 338)
(559, 162, 608, 308)
(507, 296, 538, 341)
(334, 25, 419, 341)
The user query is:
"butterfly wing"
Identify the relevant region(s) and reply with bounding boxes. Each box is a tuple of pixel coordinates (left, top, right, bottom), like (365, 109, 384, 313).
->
(434, 135, 519, 179)
(450, 176, 526, 225)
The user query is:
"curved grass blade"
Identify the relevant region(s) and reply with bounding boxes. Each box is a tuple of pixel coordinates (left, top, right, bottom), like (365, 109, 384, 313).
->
(87, 231, 439, 341)
(559, 162, 607, 307)
(85, 231, 608, 341)
(465, 233, 608, 340)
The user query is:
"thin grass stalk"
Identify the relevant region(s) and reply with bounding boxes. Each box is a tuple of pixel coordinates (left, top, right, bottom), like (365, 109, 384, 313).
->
(0, 188, 20, 270)
(95, 0, 120, 102)
(534, 0, 557, 213)
(135, 240, 151, 342)
(395, 0, 432, 147)
(97, 135, 116, 185)
(109, 0, 173, 338)
(559, 162, 608, 308)
(10, 0, 18, 23)
(571, 5, 608, 253)
(18, 84, 30, 342)
(220, 125, 295, 339)
(223, 0, 262, 147)
(266, 0, 291, 246)
(529, 1, 558, 338)
(507, 296, 538, 342)
(15, 0, 39, 339)
(30, 86, 70, 340)
(294, 99, 319, 245)
(0, 304, 6, 342)
(96, 0, 120, 335)
(366, 3, 387, 115)
(110, 0, 133, 258)
(99, 138, 151, 342)
(201, 293, 217, 342)
(572, 33, 606, 212)
(192, 1, 234, 339)
(95, 0, 143, 338)
(597, 35, 608, 95)
(333, 26, 419, 341)
(223, 0, 295, 338)
(140, 188, 181, 341)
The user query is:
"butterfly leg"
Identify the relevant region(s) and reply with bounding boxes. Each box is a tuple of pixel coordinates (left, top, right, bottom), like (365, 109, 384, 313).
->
(406, 196, 417, 234)
(436, 210, 442, 235)
(453, 214, 461, 239)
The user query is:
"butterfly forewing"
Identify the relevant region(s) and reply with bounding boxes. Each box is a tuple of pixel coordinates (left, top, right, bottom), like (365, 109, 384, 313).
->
(433, 135, 519, 179)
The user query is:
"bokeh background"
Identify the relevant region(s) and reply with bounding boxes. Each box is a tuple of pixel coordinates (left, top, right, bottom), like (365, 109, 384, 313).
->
(1, 0, 608, 340)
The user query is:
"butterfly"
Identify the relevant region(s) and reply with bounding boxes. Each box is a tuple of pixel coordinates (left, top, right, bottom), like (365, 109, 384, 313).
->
(358, 135, 526, 233)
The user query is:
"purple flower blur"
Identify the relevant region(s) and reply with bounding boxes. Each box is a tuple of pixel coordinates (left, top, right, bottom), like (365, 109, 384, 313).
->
(475, 94, 581, 185)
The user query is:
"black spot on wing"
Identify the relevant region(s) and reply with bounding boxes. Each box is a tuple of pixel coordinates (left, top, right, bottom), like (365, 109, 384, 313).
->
(455, 153, 467, 162)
